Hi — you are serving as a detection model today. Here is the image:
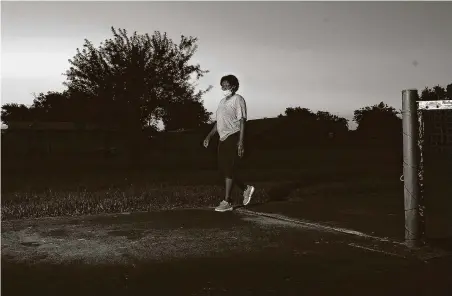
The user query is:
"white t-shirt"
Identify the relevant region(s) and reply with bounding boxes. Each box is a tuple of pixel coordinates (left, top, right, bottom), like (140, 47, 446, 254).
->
(216, 94, 247, 141)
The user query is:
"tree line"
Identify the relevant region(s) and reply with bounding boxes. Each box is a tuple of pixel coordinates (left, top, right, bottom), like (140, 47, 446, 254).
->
(1, 26, 451, 138)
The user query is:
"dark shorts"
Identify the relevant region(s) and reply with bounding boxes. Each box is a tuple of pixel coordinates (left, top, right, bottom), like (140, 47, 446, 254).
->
(217, 132, 241, 179)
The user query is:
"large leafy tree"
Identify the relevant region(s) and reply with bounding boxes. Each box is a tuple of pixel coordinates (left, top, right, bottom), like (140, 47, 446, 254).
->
(353, 102, 401, 141)
(272, 107, 348, 147)
(1, 27, 212, 130)
(353, 102, 399, 128)
(315, 111, 349, 135)
(279, 107, 318, 139)
(63, 27, 211, 129)
(283, 107, 317, 121)
(280, 107, 348, 130)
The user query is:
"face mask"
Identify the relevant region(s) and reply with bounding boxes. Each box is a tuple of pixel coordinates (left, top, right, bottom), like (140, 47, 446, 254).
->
(223, 89, 233, 97)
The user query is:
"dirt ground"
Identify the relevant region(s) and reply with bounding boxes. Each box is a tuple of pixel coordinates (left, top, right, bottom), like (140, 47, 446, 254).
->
(2, 207, 452, 296)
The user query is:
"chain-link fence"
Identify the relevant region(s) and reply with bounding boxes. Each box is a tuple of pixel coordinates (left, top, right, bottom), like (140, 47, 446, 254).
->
(422, 108, 452, 240)
(402, 93, 452, 245)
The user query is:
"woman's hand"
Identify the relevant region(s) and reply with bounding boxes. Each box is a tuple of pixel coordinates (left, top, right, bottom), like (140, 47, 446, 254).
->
(203, 136, 210, 148)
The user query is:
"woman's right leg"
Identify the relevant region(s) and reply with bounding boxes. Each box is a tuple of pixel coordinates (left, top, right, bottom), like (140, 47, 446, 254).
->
(215, 137, 234, 211)
(217, 133, 243, 201)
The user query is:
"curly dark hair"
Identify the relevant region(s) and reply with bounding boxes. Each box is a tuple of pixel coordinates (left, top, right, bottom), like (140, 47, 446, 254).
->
(220, 75, 240, 91)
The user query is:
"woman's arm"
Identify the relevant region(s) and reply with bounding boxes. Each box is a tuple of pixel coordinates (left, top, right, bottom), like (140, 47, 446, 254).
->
(235, 95, 247, 144)
(207, 122, 217, 139)
(238, 118, 245, 144)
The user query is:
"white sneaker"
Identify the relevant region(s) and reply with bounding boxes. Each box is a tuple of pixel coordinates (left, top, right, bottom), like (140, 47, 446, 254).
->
(215, 200, 233, 212)
(243, 185, 255, 206)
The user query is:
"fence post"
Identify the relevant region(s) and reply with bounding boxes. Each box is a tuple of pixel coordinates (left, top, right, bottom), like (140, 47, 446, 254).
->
(402, 89, 422, 247)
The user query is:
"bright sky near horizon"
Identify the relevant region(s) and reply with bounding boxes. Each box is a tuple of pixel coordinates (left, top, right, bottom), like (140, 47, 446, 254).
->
(2, 1, 452, 129)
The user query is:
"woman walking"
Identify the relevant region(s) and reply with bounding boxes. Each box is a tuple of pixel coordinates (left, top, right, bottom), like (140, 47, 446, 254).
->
(203, 75, 255, 212)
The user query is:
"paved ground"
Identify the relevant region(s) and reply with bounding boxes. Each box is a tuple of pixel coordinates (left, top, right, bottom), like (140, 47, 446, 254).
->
(2, 207, 452, 296)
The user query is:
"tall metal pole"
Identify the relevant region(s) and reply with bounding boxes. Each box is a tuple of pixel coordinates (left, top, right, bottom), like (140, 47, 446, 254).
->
(402, 89, 422, 247)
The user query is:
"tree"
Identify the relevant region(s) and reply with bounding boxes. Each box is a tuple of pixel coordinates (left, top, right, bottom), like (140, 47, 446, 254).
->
(353, 102, 399, 128)
(353, 102, 401, 142)
(419, 84, 450, 101)
(1, 91, 101, 125)
(272, 107, 348, 146)
(30, 91, 72, 122)
(283, 107, 317, 121)
(63, 27, 211, 129)
(315, 111, 349, 135)
(1, 103, 33, 125)
(446, 83, 452, 99)
(280, 107, 348, 131)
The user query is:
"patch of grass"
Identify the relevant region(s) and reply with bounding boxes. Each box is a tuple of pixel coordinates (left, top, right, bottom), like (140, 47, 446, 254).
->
(1, 146, 404, 221)
(1, 181, 275, 221)
(1, 167, 400, 221)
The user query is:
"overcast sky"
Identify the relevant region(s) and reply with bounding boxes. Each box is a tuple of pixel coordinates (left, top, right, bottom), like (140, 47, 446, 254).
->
(2, 1, 452, 129)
